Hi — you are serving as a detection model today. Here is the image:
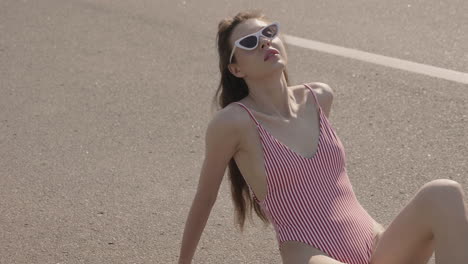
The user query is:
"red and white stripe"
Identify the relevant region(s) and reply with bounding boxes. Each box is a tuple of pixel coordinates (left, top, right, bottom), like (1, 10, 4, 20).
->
(233, 83, 376, 264)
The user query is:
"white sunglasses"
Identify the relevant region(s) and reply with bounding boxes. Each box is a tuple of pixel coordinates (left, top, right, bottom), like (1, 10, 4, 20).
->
(229, 22, 280, 64)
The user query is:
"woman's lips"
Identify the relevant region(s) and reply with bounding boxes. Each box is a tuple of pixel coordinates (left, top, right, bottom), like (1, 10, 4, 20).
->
(264, 49, 280, 61)
(265, 53, 279, 61)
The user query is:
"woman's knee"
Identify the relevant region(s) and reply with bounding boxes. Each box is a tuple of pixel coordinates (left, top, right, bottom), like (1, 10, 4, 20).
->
(422, 179, 463, 194)
(419, 179, 464, 208)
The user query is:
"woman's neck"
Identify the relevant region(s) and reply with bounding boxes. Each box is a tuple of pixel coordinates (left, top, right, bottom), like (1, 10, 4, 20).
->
(244, 71, 295, 120)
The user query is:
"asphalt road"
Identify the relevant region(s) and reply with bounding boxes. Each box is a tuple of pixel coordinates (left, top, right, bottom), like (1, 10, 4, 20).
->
(1, 0, 467, 263)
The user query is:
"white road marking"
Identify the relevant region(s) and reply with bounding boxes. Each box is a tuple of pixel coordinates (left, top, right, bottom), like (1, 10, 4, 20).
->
(283, 34, 468, 85)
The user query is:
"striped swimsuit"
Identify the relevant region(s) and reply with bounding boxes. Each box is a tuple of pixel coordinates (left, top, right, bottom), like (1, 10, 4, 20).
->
(233, 83, 377, 264)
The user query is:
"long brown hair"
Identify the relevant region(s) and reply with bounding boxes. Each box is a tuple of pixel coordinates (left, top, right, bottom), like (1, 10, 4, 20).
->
(212, 10, 291, 231)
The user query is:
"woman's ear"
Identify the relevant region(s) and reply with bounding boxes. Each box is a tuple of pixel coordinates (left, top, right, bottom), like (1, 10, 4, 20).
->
(227, 63, 246, 78)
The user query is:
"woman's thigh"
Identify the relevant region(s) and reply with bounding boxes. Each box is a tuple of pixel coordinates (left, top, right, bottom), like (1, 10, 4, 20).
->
(370, 184, 435, 264)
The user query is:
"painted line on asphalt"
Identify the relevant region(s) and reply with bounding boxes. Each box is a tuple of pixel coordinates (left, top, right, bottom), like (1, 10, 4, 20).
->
(283, 34, 468, 85)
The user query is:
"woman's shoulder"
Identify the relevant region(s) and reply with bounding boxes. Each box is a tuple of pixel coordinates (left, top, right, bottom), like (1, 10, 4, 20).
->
(302, 82, 334, 117)
(302, 82, 334, 95)
(205, 104, 246, 152)
(213, 102, 245, 122)
(211, 102, 252, 130)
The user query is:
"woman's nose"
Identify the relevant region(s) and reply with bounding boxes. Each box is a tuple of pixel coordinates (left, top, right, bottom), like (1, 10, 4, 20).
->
(259, 36, 272, 49)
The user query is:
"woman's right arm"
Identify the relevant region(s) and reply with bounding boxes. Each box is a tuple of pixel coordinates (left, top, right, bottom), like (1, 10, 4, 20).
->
(178, 110, 242, 264)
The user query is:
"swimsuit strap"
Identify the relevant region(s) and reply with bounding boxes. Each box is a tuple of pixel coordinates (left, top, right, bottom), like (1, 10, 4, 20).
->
(303, 83, 322, 113)
(233, 102, 260, 126)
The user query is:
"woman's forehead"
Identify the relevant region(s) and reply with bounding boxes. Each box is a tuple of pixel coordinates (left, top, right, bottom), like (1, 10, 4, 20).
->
(230, 19, 268, 43)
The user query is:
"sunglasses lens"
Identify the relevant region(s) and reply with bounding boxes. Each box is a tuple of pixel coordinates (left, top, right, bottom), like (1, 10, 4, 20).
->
(239, 35, 258, 49)
(262, 24, 278, 38)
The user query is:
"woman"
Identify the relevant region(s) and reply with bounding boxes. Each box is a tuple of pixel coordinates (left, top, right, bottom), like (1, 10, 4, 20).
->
(178, 10, 468, 264)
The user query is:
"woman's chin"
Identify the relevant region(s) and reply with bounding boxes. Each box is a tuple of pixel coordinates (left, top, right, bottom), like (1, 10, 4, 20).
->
(270, 61, 286, 70)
